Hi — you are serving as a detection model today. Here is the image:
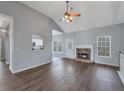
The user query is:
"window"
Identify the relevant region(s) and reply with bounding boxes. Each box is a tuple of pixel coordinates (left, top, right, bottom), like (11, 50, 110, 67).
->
(97, 36, 111, 57)
(32, 39, 44, 50)
(32, 35, 44, 50)
(53, 41, 62, 53)
(58, 42, 62, 52)
(53, 41, 57, 52)
(67, 40, 73, 50)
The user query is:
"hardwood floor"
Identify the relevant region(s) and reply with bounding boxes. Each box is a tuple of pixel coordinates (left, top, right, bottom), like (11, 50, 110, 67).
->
(0, 59, 124, 91)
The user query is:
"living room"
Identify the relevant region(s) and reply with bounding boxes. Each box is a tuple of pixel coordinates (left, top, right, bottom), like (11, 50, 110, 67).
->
(0, 0, 124, 92)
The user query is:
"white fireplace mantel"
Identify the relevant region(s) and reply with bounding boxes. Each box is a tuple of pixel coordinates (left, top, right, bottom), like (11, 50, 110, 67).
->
(75, 44, 94, 62)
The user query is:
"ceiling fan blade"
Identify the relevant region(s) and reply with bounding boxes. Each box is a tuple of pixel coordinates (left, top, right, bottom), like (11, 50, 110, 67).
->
(69, 12, 81, 17)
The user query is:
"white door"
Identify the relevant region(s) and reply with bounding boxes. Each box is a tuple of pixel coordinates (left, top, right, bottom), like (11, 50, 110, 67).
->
(66, 38, 74, 58)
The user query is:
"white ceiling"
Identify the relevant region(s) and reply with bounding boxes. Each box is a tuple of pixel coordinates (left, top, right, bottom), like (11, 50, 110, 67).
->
(22, 1, 124, 33)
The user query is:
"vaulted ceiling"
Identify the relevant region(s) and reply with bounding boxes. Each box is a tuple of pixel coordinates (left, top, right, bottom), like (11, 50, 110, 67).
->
(22, 1, 124, 33)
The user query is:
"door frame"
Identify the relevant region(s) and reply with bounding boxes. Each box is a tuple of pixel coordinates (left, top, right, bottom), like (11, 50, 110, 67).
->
(0, 38, 1, 60)
(0, 13, 14, 72)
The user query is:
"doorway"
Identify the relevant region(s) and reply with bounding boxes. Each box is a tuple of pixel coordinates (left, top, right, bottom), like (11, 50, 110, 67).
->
(0, 38, 1, 59)
(0, 30, 7, 62)
(0, 13, 13, 72)
(52, 29, 64, 62)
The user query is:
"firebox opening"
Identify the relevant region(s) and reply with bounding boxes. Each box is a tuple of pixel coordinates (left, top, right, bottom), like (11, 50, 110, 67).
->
(76, 48, 91, 60)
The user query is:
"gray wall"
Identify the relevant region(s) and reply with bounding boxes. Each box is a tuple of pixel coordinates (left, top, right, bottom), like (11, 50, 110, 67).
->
(53, 23, 124, 66)
(0, 1, 62, 72)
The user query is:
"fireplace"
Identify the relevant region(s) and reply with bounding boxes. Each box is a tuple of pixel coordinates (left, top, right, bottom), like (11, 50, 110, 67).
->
(76, 48, 91, 60)
(75, 45, 94, 63)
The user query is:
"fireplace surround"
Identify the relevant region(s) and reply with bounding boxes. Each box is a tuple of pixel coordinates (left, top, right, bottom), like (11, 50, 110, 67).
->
(75, 45, 94, 62)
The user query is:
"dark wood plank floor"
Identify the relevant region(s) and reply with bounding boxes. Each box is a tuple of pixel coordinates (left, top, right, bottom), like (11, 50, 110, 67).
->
(0, 58, 124, 91)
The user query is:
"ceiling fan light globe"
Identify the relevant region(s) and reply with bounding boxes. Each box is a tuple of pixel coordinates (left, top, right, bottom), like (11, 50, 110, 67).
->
(66, 19, 70, 23)
(62, 18, 65, 21)
(64, 15, 68, 19)
(69, 16, 73, 20)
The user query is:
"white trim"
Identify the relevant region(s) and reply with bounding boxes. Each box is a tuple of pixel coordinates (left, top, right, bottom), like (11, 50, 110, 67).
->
(97, 36, 111, 58)
(0, 38, 1, 59)
(11, 61, 52, 74)
(95, 61, 119, 67)
(9, 64, 13, 74)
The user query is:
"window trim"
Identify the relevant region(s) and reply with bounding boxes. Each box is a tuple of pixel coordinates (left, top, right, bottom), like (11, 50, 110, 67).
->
(97, 36, 111, 58)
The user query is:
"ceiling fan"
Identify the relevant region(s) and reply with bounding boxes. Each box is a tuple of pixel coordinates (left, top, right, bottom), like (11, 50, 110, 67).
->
(59, 1, 81, 23)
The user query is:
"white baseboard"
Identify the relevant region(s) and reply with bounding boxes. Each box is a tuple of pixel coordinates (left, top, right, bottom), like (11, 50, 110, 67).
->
(9, 65, 13, 74)
(95, 61, 119, 67)
(117, 71, 124, 85)
(11, 61, 51, 74)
